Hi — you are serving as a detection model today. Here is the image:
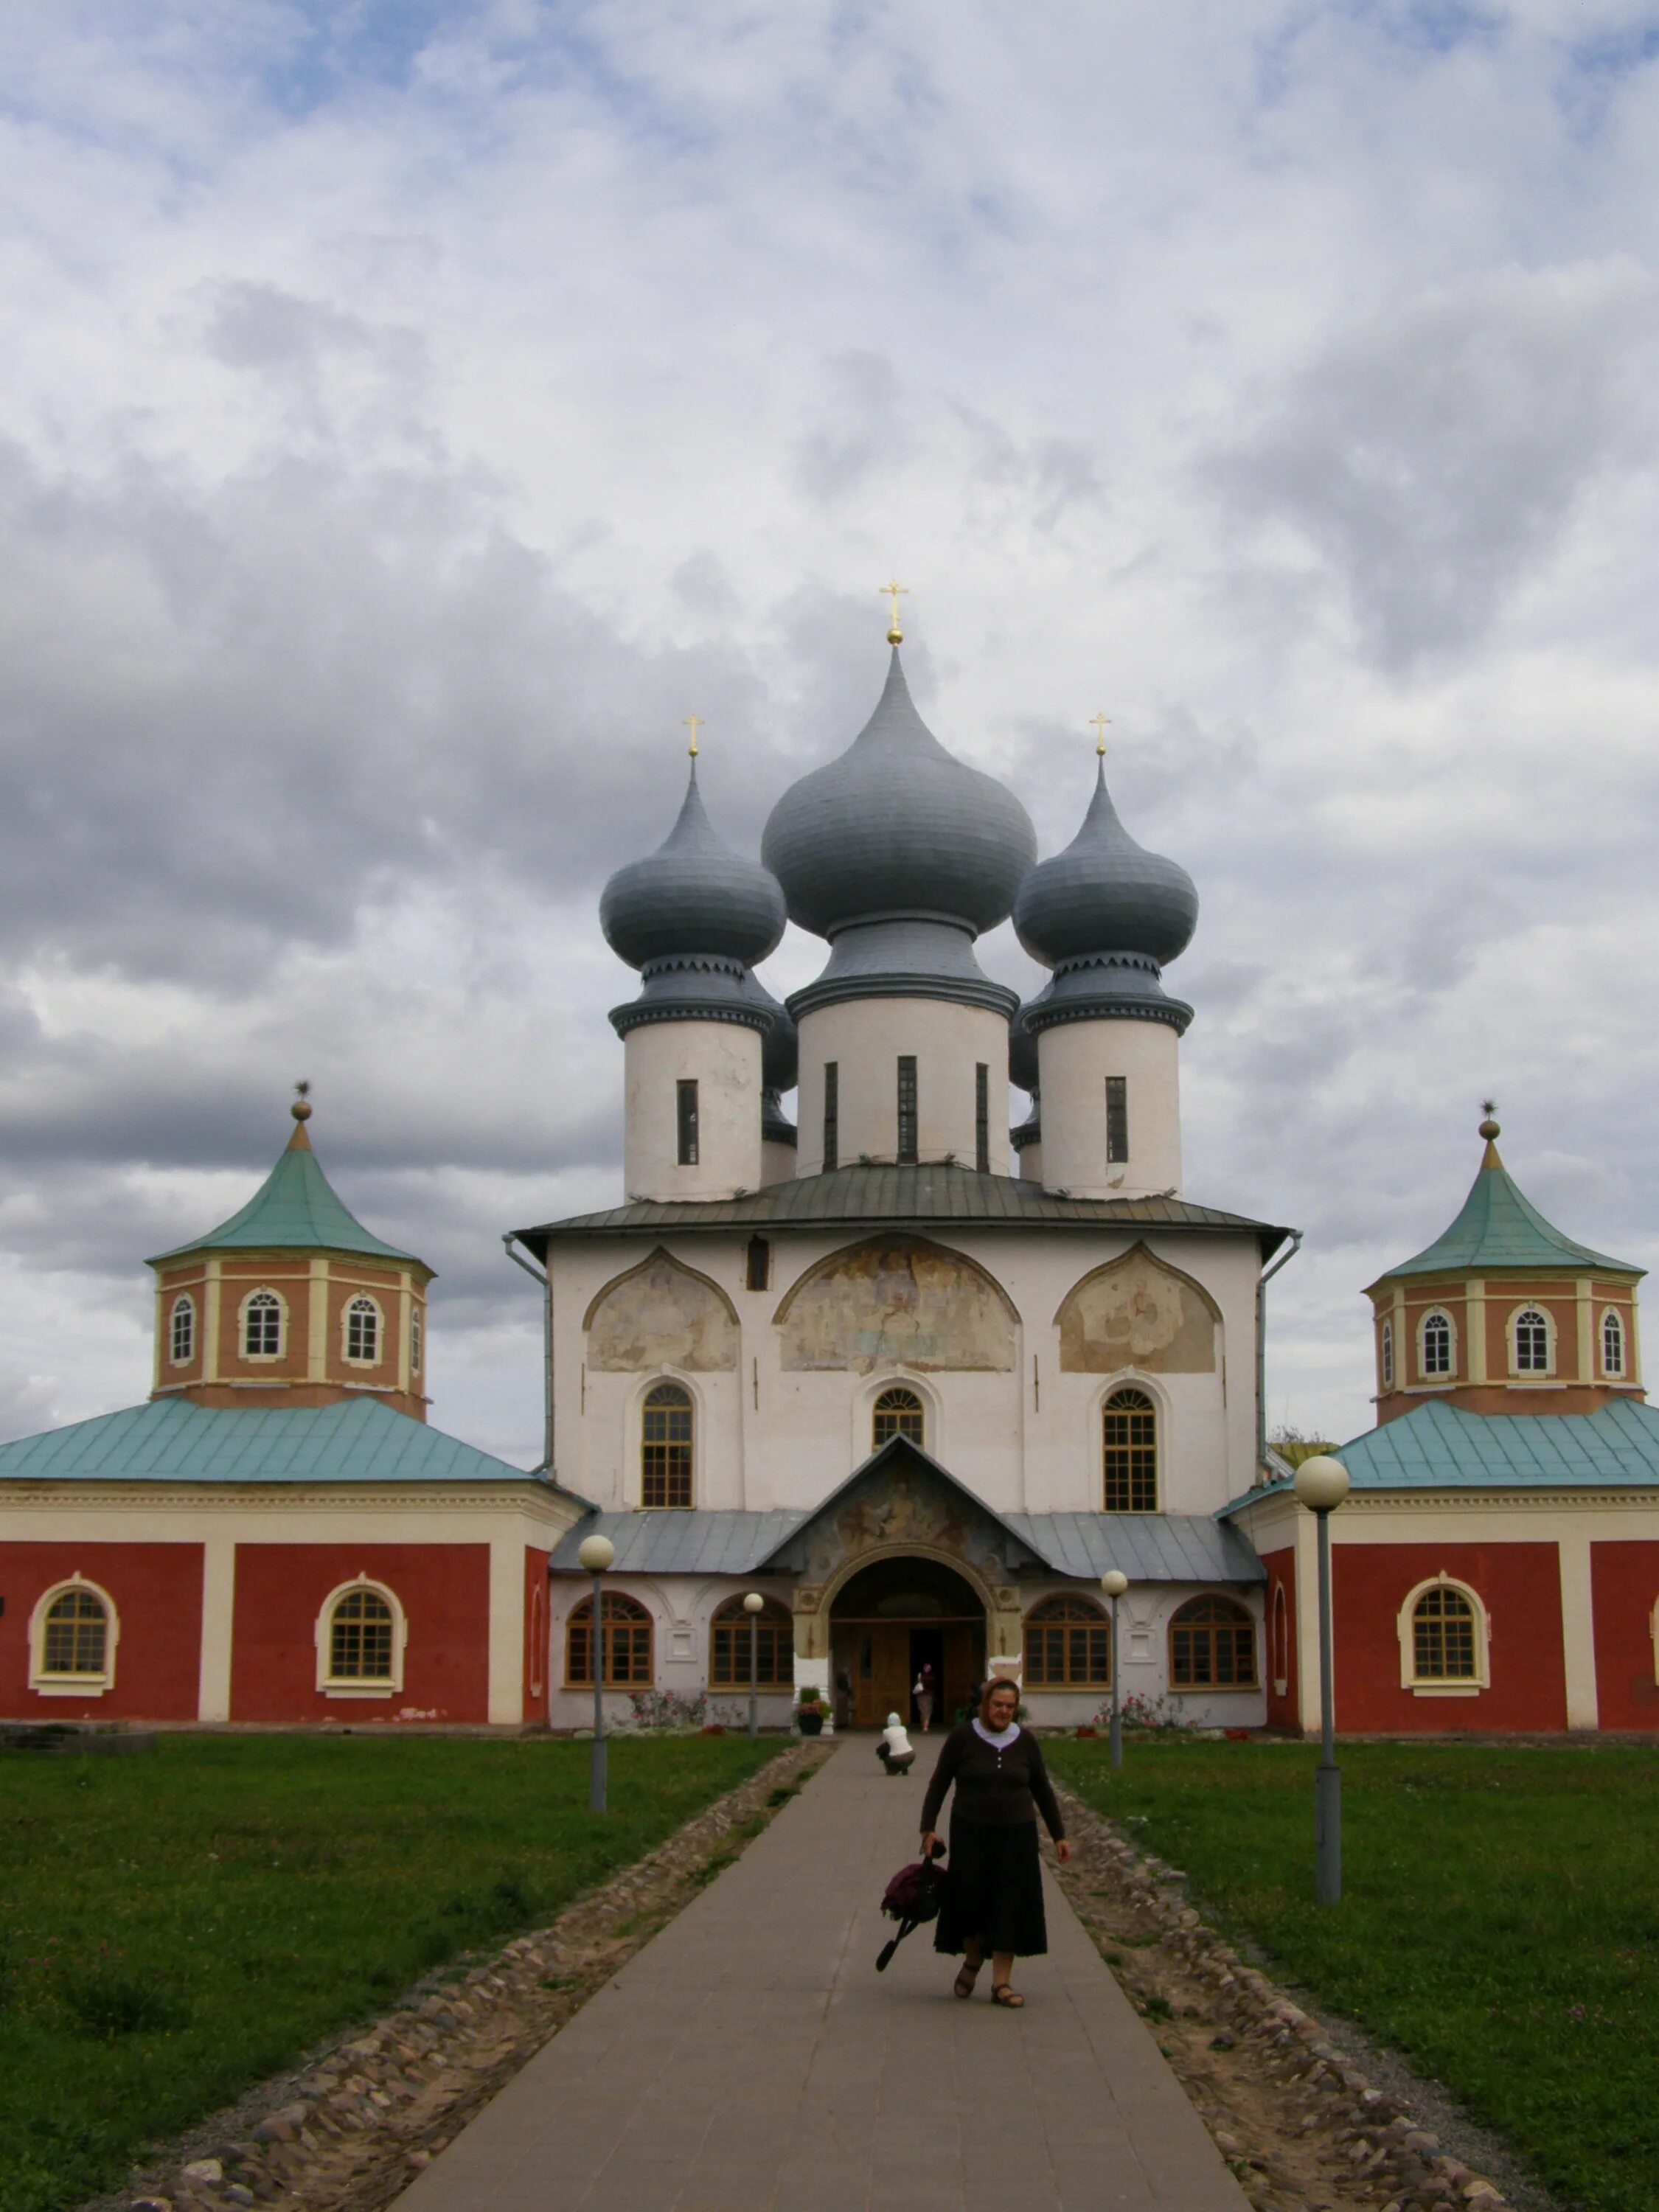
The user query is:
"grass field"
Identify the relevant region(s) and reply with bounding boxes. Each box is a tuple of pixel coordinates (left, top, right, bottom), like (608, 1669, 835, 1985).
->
(1049, 1738, 1659, 2212)
(0, 1731, 779, 2212)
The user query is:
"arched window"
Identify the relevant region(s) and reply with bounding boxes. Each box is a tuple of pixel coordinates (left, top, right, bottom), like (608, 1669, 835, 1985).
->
(315, 1577, 406, 1696)
(1513, 1307, 1551, 1374)
(411, 1304, 422, 1375)
(170, 1293, 195, 1366)
(1380, 1318, 1394, 1391)
(1420, 1309, 1453, 1377)
(1411, 1583, 1478, 1682)
(1023, 1596, 1110, 1688)
(1169, 1596, 1257, 1689)
(344, 1295, 381, 1364)
(243, 1289, 284, 1359)
(1603, 1309, 1625, 1377)
(566, 1592, 653, 1686)
(1103, 1388, 1158, 1512)
(710, 1596, 793, 1688)
(42, 1586, 108, 1677)
(1270, 1581, 1290, 1696)
(872, 1385, 925, 1450)
(641, 1382, 693, 1509)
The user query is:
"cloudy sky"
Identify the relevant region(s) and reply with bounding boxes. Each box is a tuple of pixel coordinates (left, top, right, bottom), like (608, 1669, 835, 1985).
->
(4, 0, 1658, 1465)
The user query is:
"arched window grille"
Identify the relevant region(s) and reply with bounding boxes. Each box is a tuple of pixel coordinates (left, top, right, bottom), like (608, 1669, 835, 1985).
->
(1412, 1584, 1477, 1680)
(872, 1385, 925, 1450)
(641, 1382, 693, 1509)
(566, 1592, 653, 1686)
(345, 1295, 381, 1364)
(329, 1586, 396, 1681)
(1421, 1310, 1453, 1377)
(411, 1305, 422, 1374)
(710, 1596, 793, 1688)
(1023, 1596, 1110, 1688)
(1380, 1318, 1394, 1391)
(1169, 1596, 1257, 1688)
(42, 1585, 109, 1677)
(243, 1290, 283, 1358)
(1514, 1307, 1550, 1374)
(1603, 1309, 1625, 1377)
(1103, 1388, 1158, 1512)
(170, 1293, 195, 1366)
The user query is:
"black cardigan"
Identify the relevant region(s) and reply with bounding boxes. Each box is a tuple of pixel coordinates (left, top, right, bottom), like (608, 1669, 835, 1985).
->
(919, 1723, 1065, 1841)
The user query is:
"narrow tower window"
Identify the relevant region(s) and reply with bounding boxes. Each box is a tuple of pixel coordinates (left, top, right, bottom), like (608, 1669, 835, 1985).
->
(1380, 1318, 1394, 1391)
(1514, 1307, 1550, 1374)
(676, 1079, 699, 1167)
(746, 1236, 771, 1293)
(1105, 1077, 1129, 1165)
(170, 1293, 195, 1366)
(1422, 1310, 1453, 1377)
(243, 1290, 283, 1359)
(345, 1295, 380, 1364)
(975, 1062, 990, 1175)
(897, 1056, 918, 1164)
(1604, 1309, 1625, 1377)
(823, 1062, 839, 1172)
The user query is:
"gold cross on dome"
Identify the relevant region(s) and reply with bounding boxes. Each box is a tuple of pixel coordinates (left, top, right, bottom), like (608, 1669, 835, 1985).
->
(880, 578, 908, 644)
(1090, 711, 1111, 757)
(683, 713, 703, 758)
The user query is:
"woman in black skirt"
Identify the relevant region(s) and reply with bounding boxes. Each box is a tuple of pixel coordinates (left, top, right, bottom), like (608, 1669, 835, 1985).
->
(919, 1676, 1069, 2008)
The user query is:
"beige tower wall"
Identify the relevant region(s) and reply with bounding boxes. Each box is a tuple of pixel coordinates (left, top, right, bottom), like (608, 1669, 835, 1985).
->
(623, 1020, 763, 1201)
(795, 998, 1011, 1175)
(1037, 1018, 1181, 1199)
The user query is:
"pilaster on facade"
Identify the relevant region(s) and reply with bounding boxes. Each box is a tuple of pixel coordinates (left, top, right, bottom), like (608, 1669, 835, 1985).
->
(196, 1532, 237, 1722)
(1467, 1279, 1486, 1385)
(203, 1255, 223, 1377)
(1556, 1529, 1599, 1729)
(307, 1257, 328, 1382)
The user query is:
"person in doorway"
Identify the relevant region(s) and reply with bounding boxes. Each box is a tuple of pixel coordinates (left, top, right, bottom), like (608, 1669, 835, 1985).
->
(919, 1677, 1069, 2008)
(914, 1662, 937, 1733)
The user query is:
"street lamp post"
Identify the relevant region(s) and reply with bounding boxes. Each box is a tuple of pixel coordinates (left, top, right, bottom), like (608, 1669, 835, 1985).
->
(742, 1591, 765, 1738)
(1102, 1570, 1128, 1771)
(1292, 1455, 1350, 1902)
(577, 1534, 616, 1812)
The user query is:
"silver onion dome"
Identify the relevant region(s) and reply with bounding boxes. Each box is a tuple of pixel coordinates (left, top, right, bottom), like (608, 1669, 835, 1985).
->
(762, 651, 1037, 940)
(1014, 761, 1197, 970)
(601, 762, 786, 970)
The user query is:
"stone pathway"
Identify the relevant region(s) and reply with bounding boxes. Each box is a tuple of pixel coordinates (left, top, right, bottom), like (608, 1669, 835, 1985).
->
(389, 1738, 1248, 2212)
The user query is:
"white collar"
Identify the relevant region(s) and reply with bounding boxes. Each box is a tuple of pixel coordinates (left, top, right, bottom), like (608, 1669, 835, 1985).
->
(972, 1717, 1020, 1750)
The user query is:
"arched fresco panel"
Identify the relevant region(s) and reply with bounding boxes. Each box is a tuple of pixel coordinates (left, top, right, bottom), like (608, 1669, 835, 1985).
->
(776, 1237, 1017, 1373)
(585, 1250, 738, 1372)
(1056, 1244, 1219, 1374)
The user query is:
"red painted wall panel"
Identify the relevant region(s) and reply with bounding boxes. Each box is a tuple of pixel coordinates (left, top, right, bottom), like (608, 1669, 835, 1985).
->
(1590, 1542, 1659, 1731)
(229, 1544, 490, 1723)
(0, 1542, 203, 1721)
(1260, 1545, 1298, 1733)
(1333, 1541, 1566, 1733)
(524, 1548, 549, 1721)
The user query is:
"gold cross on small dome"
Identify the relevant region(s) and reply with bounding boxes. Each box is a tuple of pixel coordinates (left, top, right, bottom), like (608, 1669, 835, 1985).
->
(1091, 711, 1111, 757)
(880, 579, 908, 644)
(683, 713, 703, 758)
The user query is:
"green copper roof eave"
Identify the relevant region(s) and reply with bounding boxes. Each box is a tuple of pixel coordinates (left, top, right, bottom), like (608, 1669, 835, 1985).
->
(147, 1143, 423, 1268)
(0, 1395, 561, 1486)
(1371, 1158, 1641, 1286)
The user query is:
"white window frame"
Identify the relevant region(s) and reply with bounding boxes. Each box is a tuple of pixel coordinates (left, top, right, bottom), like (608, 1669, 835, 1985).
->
(1397, 1572, 1489, 1696)
(314, 1574, 408, 1699)
(1380, 1318, 1394, 1391)
(169, 1292, 196, 1367)
(1418, 1307, 1455, 1382)
(240, 1287, 287, 1362)
(410, 1303, 423, 1376)
(1601, 1307, 1625, 1379)
(342, 1293, 383, 1368)
(29, 1574, 119, 1697)
(1508, 1304, 1554, 1378)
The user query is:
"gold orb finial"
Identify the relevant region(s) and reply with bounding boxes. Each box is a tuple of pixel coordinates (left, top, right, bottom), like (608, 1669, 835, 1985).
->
(1090, 710, 1111, 758)
(683, 713, 703, 759)
(880, 577, 908, 645)
(1478, 1098, 1500, 1142)
(291, 1079, 312, 1124)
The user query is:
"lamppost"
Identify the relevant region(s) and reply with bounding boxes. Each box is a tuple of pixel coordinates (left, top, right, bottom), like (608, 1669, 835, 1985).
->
(1293, 1455, 1350, 1902)
(577, 1533, 616, 1812)
(742, 1591, 765, 1738)
(1102, 1570, 1128, 1771)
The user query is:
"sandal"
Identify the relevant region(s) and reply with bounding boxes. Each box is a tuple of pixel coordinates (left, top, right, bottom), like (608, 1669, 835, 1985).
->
(990, 1983, 1025, 2008)
(953, 1961, 981, 2000)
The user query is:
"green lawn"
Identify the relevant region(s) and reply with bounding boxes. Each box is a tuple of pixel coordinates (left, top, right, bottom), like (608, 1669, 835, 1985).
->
(0, 1732, 779, 2212)
(1049, 1739, 1659, 2212)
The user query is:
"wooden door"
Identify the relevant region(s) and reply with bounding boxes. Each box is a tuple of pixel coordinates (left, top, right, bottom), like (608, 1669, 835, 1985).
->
(942, 1623, 979, 1729)
(855, 1625, 911, 1727)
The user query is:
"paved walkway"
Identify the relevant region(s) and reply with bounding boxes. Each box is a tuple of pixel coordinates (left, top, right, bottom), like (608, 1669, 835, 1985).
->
(392, 1739, 1249, 2212)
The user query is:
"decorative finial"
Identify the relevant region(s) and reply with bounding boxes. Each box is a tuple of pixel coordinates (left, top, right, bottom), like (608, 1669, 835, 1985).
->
(880, 577, 908, 645)
(1478, 1099, 1503, 1168)
(291, 1079, 312, 1124)
(1090, 710, 1111, 758)
(683, 713, 703, 759)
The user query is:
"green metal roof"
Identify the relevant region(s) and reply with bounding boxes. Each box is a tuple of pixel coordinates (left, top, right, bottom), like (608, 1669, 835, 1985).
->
(518, 1164, 1289, 1260)
(1374, 1141, 1638, 1284)
(148, 1130, 422, 1267)
(1222, 1395, 1659, 1512)
(0, 1394, 538, 1486)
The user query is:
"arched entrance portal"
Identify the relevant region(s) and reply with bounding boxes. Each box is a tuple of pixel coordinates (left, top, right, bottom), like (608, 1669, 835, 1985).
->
(830, 1555, 987, 1731)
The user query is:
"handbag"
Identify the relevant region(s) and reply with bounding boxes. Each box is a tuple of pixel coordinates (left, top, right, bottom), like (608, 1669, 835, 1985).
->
(875, 1843, 948, 1972)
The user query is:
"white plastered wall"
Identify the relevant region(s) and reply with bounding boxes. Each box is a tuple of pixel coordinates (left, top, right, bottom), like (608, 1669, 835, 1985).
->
(794, 998, 1011, 1175)
(623, 1020, 762, 1201)
(1037, 1018, 1181, 1199)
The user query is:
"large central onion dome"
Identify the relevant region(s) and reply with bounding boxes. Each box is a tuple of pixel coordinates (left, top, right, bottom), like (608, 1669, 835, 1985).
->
(762, 651, 1037, 939)
(601, 762, 786, 970)
(1014, 761, 1197, 970)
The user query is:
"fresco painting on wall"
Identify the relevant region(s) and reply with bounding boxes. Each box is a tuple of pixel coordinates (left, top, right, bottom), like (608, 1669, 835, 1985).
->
(777, 1237, 1018, 1372)
(585, 1250, 739, 1371)
(1057, 1245, 1218, 1374)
